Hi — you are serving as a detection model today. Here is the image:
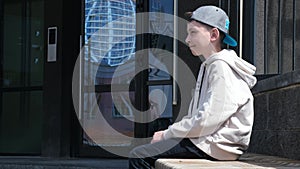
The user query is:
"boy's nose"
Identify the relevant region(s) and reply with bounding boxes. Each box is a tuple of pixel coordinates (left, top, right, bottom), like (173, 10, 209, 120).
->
(185, 36, 190, 44)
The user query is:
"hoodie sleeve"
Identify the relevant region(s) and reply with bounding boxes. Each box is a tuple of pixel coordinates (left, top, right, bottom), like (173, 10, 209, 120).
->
(163, 61, 240, 140)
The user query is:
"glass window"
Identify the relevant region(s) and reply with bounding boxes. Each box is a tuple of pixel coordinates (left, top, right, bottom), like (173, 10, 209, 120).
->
(148, 85, 172, 136)
(1, 0, 44, 154)
(148, 0, 174, 81)
(0, 91, 43, 153)
(83, 0, 136, 148)
(82, 91, 134, 147)
(85, 0, 136, 71)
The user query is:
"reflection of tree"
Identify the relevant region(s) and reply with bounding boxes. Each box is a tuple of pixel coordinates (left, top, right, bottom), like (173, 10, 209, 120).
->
(150, 20, 173, 36)
(112, 92, 134, 118)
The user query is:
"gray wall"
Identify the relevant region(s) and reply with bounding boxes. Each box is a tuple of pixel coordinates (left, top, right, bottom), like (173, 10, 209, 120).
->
(254, 0, 300, 74)
(248, 0, 300, 160)
(248, 70, 300, 160)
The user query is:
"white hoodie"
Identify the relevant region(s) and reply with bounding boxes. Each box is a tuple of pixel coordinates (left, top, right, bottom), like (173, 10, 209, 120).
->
(163, 49, 257, 160)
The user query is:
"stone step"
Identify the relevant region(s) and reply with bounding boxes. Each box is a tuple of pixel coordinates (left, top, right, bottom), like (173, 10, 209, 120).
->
(155, 153, 300, 169)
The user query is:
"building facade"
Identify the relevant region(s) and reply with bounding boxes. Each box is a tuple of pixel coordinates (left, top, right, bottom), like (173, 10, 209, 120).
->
(248, 0, 300, 160)
(0, 0, 299, 160)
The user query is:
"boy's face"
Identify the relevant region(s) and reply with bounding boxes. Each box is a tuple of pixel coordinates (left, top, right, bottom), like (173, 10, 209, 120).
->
(185, 21, 212, 57)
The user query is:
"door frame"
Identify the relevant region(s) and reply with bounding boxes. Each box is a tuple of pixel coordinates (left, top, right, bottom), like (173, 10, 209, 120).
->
(42, 0, 81, 157)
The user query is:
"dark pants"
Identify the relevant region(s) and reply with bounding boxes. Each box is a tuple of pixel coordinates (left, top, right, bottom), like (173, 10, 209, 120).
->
(128, 138, 215, 169)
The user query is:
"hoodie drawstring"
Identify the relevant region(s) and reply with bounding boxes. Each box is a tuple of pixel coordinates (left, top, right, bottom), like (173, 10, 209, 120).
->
(197, 66, 206, 108)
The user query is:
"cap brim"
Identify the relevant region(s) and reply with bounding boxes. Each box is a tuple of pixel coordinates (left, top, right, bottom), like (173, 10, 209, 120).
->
(223, 34, 237, 47)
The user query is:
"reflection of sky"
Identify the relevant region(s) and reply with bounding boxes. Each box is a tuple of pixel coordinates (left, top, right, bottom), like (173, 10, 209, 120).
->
(161, 1, 173, 14)
(150, 0, 173, 14)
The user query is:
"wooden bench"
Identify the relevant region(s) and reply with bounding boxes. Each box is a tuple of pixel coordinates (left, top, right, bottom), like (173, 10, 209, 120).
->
(155, 153, 300, 169)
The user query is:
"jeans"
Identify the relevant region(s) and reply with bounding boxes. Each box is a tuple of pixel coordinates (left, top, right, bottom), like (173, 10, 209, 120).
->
(128, 138, 215, 169)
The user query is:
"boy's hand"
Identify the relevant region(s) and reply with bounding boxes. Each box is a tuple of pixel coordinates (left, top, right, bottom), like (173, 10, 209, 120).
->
(151, 131, 164, 144)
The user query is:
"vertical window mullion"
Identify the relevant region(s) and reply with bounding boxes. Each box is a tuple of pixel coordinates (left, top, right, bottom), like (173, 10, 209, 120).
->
(0, 0, 3, 139)
(278, 0, 282, 74)
(293, 0, 296, 71)
(264, 0, 268, 74)
(20, 0, 27, 126)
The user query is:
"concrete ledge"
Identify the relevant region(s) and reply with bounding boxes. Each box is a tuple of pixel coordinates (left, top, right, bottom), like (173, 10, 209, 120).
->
(155, 153, 300, 169)
(252, 69, 300, 94)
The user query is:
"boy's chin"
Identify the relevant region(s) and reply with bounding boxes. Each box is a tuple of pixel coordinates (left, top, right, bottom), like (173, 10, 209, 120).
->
(191, 51, 199, 56)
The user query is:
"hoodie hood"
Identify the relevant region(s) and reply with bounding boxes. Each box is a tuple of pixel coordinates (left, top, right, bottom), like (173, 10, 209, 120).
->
(204, 49, 257, 88)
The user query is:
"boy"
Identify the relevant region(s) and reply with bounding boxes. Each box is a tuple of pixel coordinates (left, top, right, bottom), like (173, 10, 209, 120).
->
(129, 5, 257, 169)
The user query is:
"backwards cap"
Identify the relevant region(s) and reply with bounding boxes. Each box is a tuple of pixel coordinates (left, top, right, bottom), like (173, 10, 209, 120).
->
(189, 5, 237, 47)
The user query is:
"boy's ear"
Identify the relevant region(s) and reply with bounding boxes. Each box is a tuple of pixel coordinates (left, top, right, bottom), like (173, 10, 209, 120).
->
(210, 28, 220, 42)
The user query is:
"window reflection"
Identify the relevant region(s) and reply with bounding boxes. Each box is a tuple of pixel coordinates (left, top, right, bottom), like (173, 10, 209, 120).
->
(85, 0, 136, 67)
(148, 85, 173, 136)
(82, 0, 175, 147)
(82, 91, 134, 147)
(149, 0, 174, 81)
(83, 0, 136, 147)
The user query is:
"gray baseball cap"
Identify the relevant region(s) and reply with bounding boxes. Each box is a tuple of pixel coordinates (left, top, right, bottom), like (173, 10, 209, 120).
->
(189, 5, 237, 47)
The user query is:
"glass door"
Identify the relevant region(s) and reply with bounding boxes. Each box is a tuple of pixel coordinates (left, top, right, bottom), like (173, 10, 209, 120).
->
(0, 0, 44, 154)
(78, 0, 177, 157)
(78, 0, 137, 157)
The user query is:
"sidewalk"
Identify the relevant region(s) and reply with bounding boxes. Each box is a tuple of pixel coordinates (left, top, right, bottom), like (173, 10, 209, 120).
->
(2, 153, 300, 169)
(0, 156, 128, 169)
